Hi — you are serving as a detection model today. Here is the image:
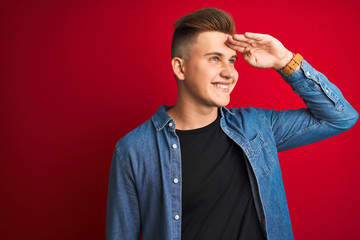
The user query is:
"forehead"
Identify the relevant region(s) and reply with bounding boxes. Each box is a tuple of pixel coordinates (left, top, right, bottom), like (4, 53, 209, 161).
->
(191, 31, 236, 56)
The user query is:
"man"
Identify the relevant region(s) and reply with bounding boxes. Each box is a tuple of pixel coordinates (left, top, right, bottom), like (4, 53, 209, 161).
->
(106, 8, 358, 240)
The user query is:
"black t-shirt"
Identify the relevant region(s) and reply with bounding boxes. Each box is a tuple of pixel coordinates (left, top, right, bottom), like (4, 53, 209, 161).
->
(176, 114, 265, 240)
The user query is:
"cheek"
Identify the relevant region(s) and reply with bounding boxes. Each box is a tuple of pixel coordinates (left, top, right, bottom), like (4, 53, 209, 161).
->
(195, 67, 218, 86)
(233, 70, 239, 83)
(188, 63, 211, 79)
(230, 71, 239, 92)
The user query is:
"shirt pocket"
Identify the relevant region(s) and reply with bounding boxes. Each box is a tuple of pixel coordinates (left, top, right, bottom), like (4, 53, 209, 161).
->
(248, 133, 276, 177)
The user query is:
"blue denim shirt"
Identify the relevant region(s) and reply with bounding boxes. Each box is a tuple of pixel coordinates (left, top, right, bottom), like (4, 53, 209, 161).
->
(106, 60, 358, 240)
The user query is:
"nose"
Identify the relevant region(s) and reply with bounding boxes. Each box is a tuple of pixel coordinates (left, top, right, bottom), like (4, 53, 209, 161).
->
(220, 63, 234, 80)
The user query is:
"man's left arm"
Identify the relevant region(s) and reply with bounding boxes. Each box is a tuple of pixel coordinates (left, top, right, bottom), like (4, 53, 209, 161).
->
(226, 32, 359, 151)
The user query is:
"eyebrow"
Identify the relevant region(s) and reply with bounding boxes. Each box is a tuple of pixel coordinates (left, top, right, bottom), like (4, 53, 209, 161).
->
(204, 52, 238, 60)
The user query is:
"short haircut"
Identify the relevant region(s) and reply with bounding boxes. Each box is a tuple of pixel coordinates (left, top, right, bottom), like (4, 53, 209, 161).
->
(171, 8, 236, 60)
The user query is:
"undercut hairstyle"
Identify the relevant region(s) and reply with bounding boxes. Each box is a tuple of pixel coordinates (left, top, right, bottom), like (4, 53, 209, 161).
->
(171, 8, 236, 61)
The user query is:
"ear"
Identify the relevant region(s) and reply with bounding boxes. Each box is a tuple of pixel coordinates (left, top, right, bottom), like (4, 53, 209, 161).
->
(171, 57, 186, 81)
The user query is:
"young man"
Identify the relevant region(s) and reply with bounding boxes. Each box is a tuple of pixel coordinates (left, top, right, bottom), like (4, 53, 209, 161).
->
(106, 8, 358, 240)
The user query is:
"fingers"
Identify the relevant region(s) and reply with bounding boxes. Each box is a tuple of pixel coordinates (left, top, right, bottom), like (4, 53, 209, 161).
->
(231, 34, 256, 44)
(226, 43, 251, 56)
(226, 35, 256, 55)
(225, 38, 257, 66)
(225, 36, 241, 53)
(230, 32, 269, 43)
(227, 36, 248, 47)
(226, 34, 262, 48)
(225, 33, 270, 57)
(226, 43, 246, 54)
(244, 32, 266, 41)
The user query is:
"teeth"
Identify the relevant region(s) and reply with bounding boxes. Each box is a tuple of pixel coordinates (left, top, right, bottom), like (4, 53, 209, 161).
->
(214, 83, 229, 89)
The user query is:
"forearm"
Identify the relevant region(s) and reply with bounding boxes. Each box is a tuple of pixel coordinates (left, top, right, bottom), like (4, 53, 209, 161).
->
(282, 59, 358, 129)
(259, 59, 358, 152)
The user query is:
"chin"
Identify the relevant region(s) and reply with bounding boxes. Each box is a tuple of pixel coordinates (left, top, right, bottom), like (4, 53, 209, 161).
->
(214, 98, 230, 107)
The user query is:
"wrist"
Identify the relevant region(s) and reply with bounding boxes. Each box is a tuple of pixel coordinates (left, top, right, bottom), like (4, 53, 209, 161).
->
(278, 53, 303, 76)
(273, 50, 293, 71)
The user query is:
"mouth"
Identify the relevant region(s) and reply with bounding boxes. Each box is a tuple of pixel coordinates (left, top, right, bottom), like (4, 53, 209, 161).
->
(211, 82, 230, 92)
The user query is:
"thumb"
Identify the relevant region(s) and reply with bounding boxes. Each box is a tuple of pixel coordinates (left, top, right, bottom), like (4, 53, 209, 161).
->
(243, 49, 256, 66)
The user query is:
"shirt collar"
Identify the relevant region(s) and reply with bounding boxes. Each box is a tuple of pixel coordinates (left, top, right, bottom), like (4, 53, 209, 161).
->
(151, 105, 174, 131)
(151, 105, 234, 131)
(220, 106, 234, 117)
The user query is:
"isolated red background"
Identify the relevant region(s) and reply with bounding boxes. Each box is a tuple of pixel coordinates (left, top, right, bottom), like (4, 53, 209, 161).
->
(1, 0, 359, 239)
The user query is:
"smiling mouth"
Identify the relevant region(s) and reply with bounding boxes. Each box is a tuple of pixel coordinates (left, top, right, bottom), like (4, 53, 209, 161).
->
(212, 83, 230, 91)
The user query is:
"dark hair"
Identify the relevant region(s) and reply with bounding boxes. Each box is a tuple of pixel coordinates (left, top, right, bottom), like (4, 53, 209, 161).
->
(171, 8, 236, 60)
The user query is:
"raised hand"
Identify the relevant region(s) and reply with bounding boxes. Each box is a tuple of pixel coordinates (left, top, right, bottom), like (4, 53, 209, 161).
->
(225, 32, 294, 70)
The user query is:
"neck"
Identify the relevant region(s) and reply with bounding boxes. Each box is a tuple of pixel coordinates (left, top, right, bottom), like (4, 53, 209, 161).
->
(167, 99, 219, 130)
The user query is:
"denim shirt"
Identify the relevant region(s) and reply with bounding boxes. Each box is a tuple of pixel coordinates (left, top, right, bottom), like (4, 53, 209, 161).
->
(106, 60, 358, 240)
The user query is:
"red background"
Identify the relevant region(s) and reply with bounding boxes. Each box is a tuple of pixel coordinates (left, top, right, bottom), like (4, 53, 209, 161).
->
(1, 0, 359, 239)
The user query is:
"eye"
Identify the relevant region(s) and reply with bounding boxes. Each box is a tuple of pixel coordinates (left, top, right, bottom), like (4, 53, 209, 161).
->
(228, 58, 236, 64)
(210, 57, 220, 62)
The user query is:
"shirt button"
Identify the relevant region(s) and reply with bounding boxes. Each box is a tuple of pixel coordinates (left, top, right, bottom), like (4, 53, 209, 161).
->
(306, 71, 310, 76)
(173, 178, 179, 184)
(169, 122, 173, 127)
(172, 144, 177, 149)
(325, 89, 329, 94)
(174, 215, 180, 220)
